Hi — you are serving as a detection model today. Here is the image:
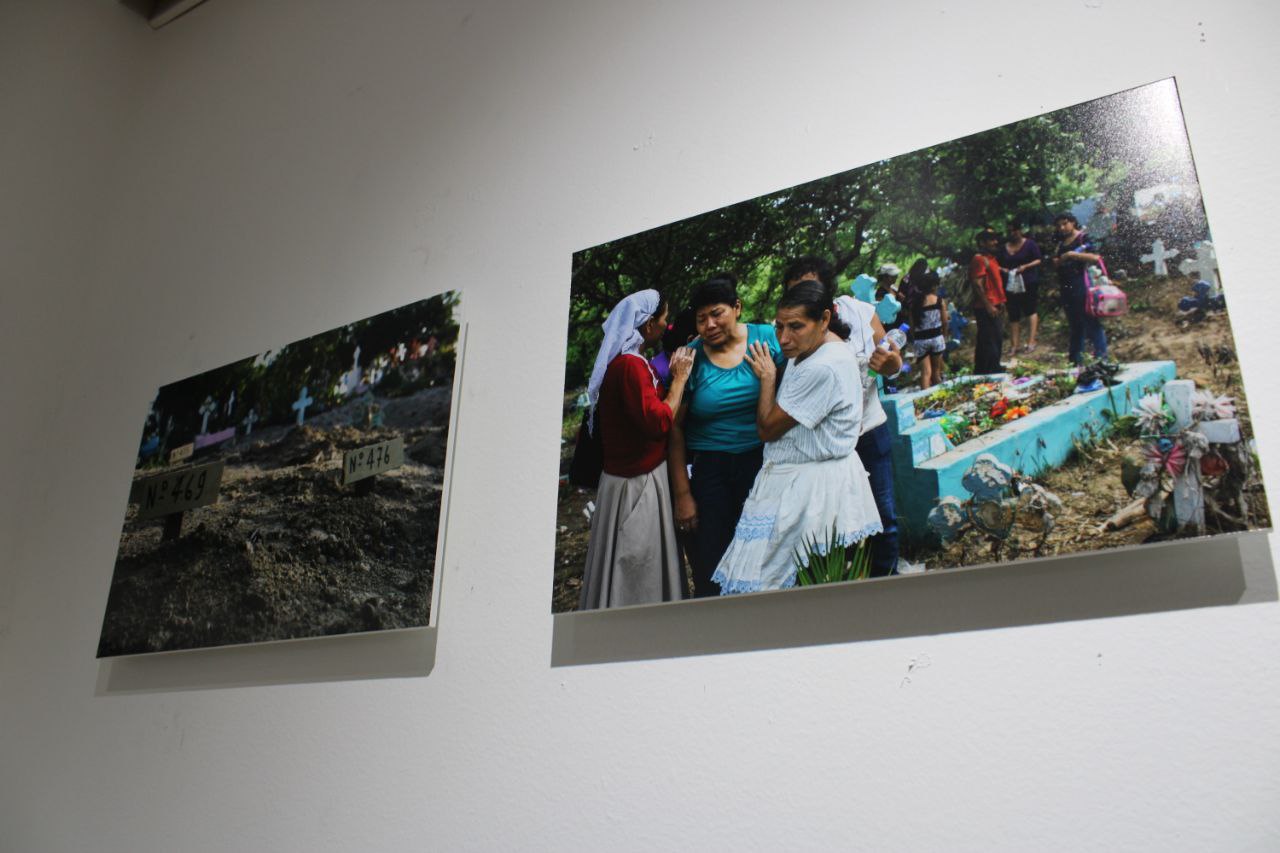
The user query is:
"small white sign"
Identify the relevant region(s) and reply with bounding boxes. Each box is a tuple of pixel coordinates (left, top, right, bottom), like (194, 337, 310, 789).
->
(131, 460, 224, 520)
(168, 443, 194, 465)
(341, 437, 405, 486)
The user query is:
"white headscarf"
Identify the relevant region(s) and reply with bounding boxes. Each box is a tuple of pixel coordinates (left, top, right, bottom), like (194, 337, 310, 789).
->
(586, 289, 661, 434)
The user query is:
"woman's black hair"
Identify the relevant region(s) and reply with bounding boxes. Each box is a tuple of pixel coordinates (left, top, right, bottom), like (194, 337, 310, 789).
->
(690, 277, 739, 312)
(781, 255, 835, 292)
(909, 271, 940, 314)
(907, 258, 929, 280)
(1053, 212, 1080, 227)
(776, 280, 851, 340)
(662, 306, 697, 354)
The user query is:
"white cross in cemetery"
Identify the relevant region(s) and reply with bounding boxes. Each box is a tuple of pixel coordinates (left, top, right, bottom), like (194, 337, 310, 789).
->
(1140, 238, 1179, 277)
(338, 346, 363, 396)
(395, 343, 407, 363)
(198, 396, 218, 434)
(242, 407, 259, 435)
(1177, 240, 1221, 296)
(1162, 379, 1243, 530)
(292, 386, 314, 425)
(225, 390, 235, 416)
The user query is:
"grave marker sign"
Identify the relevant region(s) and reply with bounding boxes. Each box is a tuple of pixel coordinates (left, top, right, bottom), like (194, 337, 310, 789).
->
(168, 442, 194, 465)
(129, 460, 225, 539)
(341, 437, 404, 487)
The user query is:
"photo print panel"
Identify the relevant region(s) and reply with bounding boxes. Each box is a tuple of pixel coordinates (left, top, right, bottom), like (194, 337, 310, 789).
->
(98, 291, 462, 656)
(554, 78, 1270, 614)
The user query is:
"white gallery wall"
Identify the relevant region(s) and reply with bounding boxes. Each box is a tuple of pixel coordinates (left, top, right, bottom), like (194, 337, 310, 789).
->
(3, 1, 1279, 850)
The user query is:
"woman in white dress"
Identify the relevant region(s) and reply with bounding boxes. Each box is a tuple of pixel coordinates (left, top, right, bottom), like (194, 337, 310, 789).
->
(711, 281, 883, 594)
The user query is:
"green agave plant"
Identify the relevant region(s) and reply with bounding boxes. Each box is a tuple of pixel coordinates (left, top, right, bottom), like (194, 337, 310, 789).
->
(793, 523, 873, 586)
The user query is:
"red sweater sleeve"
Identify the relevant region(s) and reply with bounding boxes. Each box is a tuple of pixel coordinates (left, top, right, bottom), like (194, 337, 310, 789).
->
(617, 356, 672, 440)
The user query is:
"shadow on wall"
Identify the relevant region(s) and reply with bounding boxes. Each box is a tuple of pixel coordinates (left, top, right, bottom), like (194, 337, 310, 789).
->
(96, 625, 435, 695)
(551, 532, 1276, 666)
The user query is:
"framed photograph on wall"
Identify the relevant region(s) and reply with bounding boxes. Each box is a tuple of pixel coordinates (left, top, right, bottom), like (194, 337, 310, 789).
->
(553, 78, 1270, 613)
(98, 291, 462, 656)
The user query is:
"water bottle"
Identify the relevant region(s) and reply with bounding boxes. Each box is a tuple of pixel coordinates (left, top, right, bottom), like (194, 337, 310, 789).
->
(871, 324, 909, 377)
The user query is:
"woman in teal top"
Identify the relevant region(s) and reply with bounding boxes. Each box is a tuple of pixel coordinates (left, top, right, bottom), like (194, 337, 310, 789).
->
(670, 277, 784, 597)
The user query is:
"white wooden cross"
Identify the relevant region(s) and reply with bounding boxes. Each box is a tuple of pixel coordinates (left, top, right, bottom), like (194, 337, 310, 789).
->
(338, 346, 363, 396)
(198, 396, 218, 434)
(242, 407, 259, 435)
(225, 390, 236, 416)
(292, 386, 314, 425)
(395, 343, 407, 363)
(1177, 240, 1220, 296)
(1140, 238, 1179, 277)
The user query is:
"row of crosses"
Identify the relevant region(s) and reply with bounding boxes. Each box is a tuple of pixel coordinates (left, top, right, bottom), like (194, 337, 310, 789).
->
(189, 385, 313, 439)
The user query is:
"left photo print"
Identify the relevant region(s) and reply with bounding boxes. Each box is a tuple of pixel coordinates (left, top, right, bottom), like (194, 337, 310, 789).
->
(98, 292, 461, 657)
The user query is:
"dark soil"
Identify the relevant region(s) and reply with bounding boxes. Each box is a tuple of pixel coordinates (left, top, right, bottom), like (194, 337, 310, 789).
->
(98, 387, 451, 656)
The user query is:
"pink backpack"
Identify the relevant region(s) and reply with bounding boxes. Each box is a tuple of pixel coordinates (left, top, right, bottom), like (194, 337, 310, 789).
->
(1084, 258, 1128, 318)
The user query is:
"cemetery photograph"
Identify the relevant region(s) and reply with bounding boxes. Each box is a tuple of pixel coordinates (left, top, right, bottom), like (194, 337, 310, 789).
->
(553, 78, 1271, 613)
(97, 292, 460, 656)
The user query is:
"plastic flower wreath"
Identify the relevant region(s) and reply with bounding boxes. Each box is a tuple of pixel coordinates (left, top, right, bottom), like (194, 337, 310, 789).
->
(1144, 437, 1187, 478)
(1133, 393, 1174, 435)
(1191, 390, 1235, 422)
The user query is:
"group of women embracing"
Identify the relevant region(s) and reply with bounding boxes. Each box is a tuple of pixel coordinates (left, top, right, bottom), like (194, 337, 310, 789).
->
(579, 262, 904, 610)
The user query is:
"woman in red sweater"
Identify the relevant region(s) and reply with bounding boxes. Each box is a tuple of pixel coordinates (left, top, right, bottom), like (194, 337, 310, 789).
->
(580, 290, 694, 610)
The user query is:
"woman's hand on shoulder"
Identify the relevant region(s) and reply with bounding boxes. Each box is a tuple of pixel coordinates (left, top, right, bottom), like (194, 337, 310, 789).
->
(669, 346, 695, 382)
(745, 341, 777, 382)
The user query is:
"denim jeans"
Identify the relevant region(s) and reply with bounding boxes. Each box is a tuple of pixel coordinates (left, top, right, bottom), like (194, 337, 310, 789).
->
(687, 446, 764, 597)
(1061, 285, 1107, 364)
(856, 422, 898, 576)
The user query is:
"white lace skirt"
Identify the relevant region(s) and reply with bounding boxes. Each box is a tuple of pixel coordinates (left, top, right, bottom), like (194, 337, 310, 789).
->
(711, 453, 883, 595)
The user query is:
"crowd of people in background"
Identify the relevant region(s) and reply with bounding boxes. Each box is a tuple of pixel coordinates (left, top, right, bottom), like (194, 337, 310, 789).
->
(578, 212, 1115, 610)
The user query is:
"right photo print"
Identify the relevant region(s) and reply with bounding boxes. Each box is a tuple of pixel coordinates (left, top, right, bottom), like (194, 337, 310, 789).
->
(554, 77, 1271, 612)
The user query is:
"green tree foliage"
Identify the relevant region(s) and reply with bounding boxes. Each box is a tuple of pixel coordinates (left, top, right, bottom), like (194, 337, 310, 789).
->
(567, 107, 1097, 386)
(564, 83, 1209, 387)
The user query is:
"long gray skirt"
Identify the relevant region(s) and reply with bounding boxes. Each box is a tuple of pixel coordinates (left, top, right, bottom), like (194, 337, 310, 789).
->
(579, 461, 685, 610)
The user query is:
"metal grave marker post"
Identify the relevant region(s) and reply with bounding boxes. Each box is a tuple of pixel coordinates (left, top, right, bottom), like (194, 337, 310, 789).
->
(129, 460, 225, 540)
(341, 436, 404, 490)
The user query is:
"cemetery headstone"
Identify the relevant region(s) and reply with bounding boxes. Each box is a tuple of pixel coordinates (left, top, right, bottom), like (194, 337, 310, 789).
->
(292, 386, 314, 425)
(194, 428, 235, 450)
(338, 346, 363, 396)
(1163, 379, 1195, 429)
(198, 396, 218, 434)
(1177, 241, 1221, 296)
(1140, 238, 1179, 277)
